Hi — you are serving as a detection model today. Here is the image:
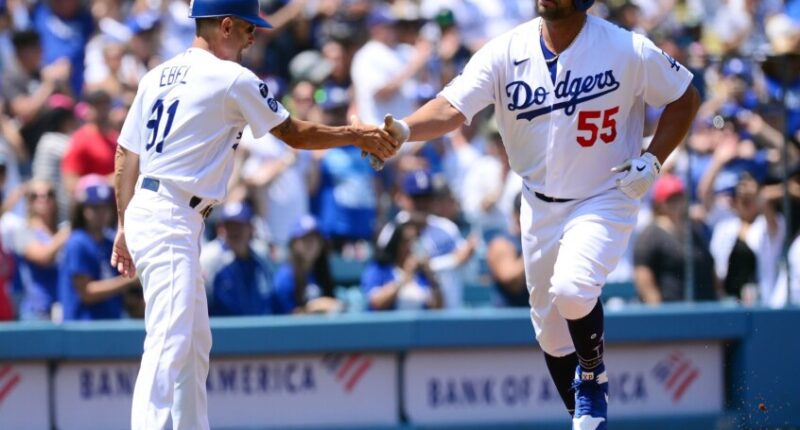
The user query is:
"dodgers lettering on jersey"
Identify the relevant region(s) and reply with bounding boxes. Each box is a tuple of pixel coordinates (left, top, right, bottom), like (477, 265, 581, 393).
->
(440, 16, 693, 199)
(119, 48, 290, 201)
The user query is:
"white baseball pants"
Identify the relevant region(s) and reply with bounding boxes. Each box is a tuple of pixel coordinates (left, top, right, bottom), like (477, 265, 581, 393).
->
(125, 184, 212, 430)
(520, 187, 638, 357)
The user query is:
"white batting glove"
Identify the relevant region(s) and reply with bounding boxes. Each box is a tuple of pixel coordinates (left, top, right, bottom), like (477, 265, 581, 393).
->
(361, 114, 411, 171)
(610, 152, 662, 199)
(383, 113, 410, 144)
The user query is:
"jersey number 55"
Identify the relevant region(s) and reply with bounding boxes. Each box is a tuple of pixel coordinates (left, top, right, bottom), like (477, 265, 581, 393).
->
(576, 106, 619, 147)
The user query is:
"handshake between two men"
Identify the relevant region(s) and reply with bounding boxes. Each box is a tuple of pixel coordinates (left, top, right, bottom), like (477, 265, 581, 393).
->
(353, 114, 411, 171)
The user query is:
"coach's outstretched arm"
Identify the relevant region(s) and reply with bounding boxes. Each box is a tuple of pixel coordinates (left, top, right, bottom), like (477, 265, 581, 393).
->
(612, 84, 701, 199)
(270, 116, 399, 160)
(111, 145, 139, 278)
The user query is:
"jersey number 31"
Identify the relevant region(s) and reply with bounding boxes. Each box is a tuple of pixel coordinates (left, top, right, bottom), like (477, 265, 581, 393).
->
(146, 99, 180, 153)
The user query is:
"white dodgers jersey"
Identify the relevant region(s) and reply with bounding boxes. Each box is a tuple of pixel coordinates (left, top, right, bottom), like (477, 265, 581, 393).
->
(439, 16, 693, 199)
(118, 48, 290, 201)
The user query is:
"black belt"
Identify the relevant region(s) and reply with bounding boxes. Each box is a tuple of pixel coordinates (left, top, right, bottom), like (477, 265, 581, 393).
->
(534, 192, 575, 203)
(141, 177, 214, 218)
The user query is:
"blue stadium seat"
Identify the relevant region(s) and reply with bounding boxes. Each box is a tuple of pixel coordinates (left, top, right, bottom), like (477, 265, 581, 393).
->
(329, 254, 367, 287)
(463, 283, 494, 308)
(602, 281, 638, 302)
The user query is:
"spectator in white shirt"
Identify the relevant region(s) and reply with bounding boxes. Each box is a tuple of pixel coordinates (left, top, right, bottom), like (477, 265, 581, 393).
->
(351, 5, 431, 126)
(461, 122, 522, 240)
(710, 173, 785, 304)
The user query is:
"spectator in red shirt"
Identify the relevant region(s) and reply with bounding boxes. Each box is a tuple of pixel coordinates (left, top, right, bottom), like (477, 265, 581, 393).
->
(61, 90, 117, 197)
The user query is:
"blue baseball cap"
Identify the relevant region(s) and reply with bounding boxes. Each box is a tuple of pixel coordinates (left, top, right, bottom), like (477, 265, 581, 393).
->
(75, 174, 113, 205)
(189, 0, 272, 28)
(402, 170, 434, 196)
(720, 58, 753, 84)
(366, 5, 397, 28)
(288, 214, 319, 241)
(77, 183, 114, 205)
(220, 201, 254, 224)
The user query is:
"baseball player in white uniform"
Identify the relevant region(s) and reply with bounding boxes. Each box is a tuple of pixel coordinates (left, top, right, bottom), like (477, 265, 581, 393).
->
(381, 0, 700, 428)
(110, 1, 398, 429)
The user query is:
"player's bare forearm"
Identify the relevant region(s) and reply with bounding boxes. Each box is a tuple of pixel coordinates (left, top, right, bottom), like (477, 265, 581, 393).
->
(645, 85, 701, 164)
(403, 96, 466, 142)
(271, 117, 397, 159)
(113, 145, 139, 228)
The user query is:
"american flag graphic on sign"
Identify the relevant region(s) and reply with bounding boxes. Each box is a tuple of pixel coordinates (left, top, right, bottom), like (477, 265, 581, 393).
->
(651, 351, 700, 402)
(0, 365, 21, 406)
(322, 354, 374, 393)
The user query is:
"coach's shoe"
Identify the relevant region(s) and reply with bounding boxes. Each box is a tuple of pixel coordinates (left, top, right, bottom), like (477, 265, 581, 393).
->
(572, 363, 608, 430)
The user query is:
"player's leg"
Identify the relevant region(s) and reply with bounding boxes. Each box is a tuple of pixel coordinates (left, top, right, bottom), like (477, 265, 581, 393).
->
(127, 192, 171, 430)
(171, 229, 212, 430)
(519, 191, 578, 415)
(549, 189, 638, 428)
(544, 351, 579, 415)
(127, 193, 206, 430)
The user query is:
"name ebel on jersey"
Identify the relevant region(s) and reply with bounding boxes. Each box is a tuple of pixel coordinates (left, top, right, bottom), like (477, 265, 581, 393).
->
(506, 69, 621, 121)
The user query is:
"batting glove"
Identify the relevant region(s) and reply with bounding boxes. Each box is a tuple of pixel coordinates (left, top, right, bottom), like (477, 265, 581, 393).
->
(362, 114, 411, 171)
(610, 152, 662, 199)
(383, 114, 410, 144)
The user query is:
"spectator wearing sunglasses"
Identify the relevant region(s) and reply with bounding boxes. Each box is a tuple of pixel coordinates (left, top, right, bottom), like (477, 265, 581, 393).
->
(12, 178, 69, 320)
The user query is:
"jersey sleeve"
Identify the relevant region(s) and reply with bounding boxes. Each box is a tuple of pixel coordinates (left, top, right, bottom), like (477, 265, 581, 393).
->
(636, 35, 693, 108)
(438, 39, 499, 125)
(118, 85, 146, 154)
(228, 70, 290, 139)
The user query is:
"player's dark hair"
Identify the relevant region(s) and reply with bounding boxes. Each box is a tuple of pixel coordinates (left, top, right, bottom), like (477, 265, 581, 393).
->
(11, 30, 40, 52)
(195, 17, 224, 36)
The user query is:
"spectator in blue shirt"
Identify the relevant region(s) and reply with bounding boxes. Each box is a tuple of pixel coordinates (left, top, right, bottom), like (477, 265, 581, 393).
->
(273, 215, 342, 314)
(486, 193, 528, 307)
(314, 145, 379, 252)
(378, 169, 475, 308)
(201, 201, 275, 317)
(12, 178, 70, 320)
(31, 0, 93, 96)
(59, 175, 140, 320)
(362, 219, 442, 311)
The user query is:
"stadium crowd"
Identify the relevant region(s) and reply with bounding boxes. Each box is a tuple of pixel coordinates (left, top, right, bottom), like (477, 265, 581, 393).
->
(0, 0, 798, 321)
